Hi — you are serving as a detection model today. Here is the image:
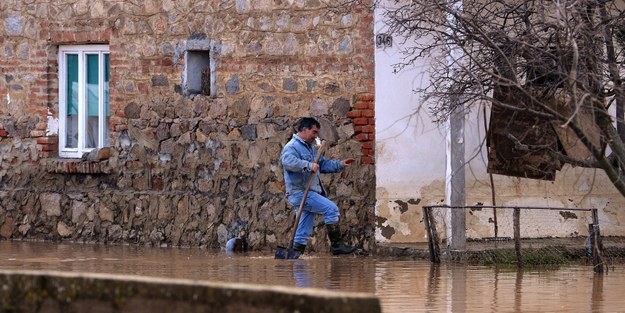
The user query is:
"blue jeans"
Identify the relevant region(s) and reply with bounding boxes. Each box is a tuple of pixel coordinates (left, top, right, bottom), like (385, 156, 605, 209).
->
(287, 191, 339, 246)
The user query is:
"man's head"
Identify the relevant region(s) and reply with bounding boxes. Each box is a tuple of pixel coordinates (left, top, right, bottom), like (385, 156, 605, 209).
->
(296, 117, 320, 143)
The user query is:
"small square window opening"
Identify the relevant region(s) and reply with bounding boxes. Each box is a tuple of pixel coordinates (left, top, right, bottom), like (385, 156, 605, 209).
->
(183, 40, 216, 97)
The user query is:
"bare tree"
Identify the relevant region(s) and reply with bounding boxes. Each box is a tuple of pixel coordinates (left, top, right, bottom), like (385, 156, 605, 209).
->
(372, 0, 625, 196)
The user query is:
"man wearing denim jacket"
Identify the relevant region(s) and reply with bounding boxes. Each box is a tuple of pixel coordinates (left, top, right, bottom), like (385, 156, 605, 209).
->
(280, 117, 356, 256)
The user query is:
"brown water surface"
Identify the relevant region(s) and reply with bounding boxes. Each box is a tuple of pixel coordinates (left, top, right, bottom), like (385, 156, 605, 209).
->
(0, 241, 623, 312)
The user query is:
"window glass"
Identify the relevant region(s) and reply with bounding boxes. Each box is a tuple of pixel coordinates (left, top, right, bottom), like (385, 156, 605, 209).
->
(104, 53, 110, 146)
(86, 54, 99, 148)
(66, 53, 78, 148)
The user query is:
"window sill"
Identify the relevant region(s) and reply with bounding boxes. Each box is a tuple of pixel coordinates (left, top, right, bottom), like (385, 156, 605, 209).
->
(43, 158, 111, 174)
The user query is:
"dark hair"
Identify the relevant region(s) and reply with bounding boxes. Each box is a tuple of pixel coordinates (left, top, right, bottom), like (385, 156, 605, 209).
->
(296, 117, 320, 132)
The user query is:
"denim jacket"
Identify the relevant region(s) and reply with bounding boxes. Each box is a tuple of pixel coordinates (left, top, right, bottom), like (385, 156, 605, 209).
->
(280, 134, 344, 196)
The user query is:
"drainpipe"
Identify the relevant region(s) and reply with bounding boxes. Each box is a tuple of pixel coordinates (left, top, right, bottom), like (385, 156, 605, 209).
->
(445, 0, 466, 250)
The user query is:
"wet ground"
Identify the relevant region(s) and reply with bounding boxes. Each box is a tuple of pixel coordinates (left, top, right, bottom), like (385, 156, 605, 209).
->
(1, 240, 624, 312)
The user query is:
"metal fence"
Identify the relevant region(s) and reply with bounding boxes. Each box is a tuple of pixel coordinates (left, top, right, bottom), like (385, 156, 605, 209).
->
(421, 205, 625, 273)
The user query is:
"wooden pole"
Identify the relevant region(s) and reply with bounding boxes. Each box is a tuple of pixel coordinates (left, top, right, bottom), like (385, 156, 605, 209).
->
(423, 206, 441, 263)
(513, 207, 523, 268)
(590, 209, 605, 273)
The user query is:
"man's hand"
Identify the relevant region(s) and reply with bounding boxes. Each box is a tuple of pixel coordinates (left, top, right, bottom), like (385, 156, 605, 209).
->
(310, 163, 319, 173)
(342, 158, 356, 167)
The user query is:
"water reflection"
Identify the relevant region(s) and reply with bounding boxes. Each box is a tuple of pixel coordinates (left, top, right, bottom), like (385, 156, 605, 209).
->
(0, 241, 623, 312)
(293, 260, 312, 288)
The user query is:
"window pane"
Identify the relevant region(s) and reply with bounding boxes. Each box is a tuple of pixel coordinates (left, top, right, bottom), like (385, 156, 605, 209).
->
(86, 54, 99, 148)
(66, 54, 78, 149)
(104, 54, 110, 146)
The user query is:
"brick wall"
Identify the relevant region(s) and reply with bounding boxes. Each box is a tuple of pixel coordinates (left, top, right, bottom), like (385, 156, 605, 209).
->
(349, 94, 375, 164)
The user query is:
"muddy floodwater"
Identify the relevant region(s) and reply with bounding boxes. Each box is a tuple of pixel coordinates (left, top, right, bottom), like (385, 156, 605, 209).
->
(1, 241, 624, 312)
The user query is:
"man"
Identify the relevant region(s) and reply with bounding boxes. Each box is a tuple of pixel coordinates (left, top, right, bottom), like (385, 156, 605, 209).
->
(280, 117, 356, 255)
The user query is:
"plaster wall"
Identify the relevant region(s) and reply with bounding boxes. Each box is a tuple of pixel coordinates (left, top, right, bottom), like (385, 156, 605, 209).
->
(374, 3, 445, 243)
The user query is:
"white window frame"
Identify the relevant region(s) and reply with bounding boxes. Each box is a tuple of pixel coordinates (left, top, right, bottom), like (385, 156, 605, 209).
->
(58, 45, 110, 158)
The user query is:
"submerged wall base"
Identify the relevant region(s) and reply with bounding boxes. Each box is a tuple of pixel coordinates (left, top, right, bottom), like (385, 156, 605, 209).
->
(0, 270, 381, 313)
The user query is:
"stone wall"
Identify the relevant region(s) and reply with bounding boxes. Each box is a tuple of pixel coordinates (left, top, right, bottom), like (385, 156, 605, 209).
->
(0, 270, 381, 313)
(0, 0, 376, 251)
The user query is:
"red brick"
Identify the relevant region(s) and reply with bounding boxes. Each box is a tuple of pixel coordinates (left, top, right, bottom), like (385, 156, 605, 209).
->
(34, 79, 48, 87)
(0, 129, 8, 137)
(51, 32, 62, 42)
(64, 31, 74, 42)
(355, 133, 368, 141)
(40, 144, 56, 152)
(353, 117, 368, 125)
(362, 141, 374, 149)
(361, 125, 375, 133)
(361, 156, 375, 164)
(353, 125, 363, 133)
(362, 47, 374, 55)
(347, 110, 361, 118)
(362, 109, 374, 118)
(36, 136, 58, 144)
(360, 15, 374, 23)
(356, 94, 374, 102)
(75, 32, 89, 42)
(110, 59, 129, 66)
(354, 102, 369, 110)
(102, 29, 111, 41)
(160, 58, 174, 66)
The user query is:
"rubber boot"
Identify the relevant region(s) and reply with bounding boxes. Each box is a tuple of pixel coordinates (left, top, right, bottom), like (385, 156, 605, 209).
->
(293, 243, 306, 254)
(326, 223, 355, 255)
(288, 243, 306, 259)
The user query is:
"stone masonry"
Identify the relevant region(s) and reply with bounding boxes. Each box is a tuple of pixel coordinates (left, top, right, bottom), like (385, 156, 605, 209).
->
(0, 270, 382, 313)
(0, 0, 376, 252)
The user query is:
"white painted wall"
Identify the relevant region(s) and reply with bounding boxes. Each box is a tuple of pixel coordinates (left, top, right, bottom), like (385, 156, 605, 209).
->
(374, 2, 452, 243)
(374, 9, 446, 200)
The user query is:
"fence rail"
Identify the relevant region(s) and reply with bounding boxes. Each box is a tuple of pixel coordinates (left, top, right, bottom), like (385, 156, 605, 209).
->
(422, 205, 606, 273)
